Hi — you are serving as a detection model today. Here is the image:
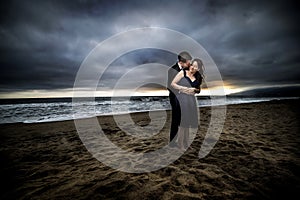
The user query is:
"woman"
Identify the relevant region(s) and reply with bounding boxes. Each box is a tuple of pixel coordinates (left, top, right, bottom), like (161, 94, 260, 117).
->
(171, 58, 204, 150)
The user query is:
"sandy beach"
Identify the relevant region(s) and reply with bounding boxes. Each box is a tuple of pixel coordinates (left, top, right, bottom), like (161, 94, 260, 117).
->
(0, 99, 299, 199)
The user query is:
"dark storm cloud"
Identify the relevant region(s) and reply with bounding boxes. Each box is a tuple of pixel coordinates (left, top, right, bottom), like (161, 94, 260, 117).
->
(0, 0, 299, 94)
(0, 0, 116, 91)
(194, 0, 300, 87)
(98, 49, 176, 89)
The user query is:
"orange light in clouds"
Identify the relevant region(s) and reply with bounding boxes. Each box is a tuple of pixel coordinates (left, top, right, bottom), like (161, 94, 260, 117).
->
(204, 85, 246, 95)
(0, 85, 248, 99)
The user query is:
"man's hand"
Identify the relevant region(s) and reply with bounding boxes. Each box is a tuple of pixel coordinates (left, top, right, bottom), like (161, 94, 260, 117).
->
(194, 88, 200, 94)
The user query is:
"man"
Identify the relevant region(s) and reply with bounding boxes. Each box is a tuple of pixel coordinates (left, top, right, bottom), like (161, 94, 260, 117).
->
(167, 51, 193, 146)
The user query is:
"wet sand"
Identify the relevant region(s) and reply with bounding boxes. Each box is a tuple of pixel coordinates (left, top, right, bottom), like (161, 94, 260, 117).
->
(0, 99, 300, 199)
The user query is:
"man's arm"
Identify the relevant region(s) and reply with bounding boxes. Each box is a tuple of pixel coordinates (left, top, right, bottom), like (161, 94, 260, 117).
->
(167, 66, 177, 91)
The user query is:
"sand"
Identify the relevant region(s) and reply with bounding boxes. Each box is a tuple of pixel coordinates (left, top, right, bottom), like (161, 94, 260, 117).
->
(0, 99, 299, 199)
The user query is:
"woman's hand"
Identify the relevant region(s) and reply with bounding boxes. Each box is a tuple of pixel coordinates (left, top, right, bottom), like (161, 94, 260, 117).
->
(180, 87, 195, 95)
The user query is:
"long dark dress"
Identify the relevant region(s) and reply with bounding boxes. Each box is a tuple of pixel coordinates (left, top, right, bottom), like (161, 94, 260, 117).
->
(176, 70, 201, 128)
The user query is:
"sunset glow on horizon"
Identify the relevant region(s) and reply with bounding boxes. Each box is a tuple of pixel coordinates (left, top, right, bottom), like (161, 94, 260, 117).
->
(0, 85, 263, 99)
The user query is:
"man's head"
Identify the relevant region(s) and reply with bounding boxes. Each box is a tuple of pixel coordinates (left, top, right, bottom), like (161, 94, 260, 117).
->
(178, 51, 192, 69)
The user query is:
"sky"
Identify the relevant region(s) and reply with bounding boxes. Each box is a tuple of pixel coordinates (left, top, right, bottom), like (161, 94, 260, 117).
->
(0, 0, 299, 98)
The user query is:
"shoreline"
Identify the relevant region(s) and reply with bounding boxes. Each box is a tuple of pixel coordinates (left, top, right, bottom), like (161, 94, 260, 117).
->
(1, 97, 298, 126)
(0, 99, 299, 199)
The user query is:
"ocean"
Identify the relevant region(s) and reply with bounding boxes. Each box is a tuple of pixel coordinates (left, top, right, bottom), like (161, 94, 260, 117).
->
(0, 96, 298, 124)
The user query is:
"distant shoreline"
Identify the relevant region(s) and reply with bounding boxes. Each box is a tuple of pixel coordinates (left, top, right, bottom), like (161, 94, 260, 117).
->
(0, 98, 298, 125)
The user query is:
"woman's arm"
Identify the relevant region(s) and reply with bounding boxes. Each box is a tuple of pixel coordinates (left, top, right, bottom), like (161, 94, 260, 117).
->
(171, 71, 195, 95)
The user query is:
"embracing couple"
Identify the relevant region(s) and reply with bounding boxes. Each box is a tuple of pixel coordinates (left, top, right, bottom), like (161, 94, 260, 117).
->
(167, 51, 204, 151)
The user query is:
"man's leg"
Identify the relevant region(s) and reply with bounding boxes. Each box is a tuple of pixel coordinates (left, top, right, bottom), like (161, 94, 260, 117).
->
(170, 97, 181, 143)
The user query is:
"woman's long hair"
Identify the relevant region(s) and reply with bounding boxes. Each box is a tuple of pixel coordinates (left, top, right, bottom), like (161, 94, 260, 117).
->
(192, 58, 205, 85)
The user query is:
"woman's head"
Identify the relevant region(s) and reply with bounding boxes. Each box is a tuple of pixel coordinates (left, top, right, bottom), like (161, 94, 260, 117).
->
(191, 58, 204, 84)
(191, 58, 204, 76)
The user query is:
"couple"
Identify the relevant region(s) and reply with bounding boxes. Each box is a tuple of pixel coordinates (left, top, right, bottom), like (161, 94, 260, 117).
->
(167, 51, 204, 150)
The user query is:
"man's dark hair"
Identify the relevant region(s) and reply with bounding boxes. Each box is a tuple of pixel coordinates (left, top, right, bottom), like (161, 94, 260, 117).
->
(178, 51, 192, 63)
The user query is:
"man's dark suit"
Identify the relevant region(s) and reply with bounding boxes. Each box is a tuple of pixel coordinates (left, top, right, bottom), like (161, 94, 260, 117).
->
(167, 63, 181, 143)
